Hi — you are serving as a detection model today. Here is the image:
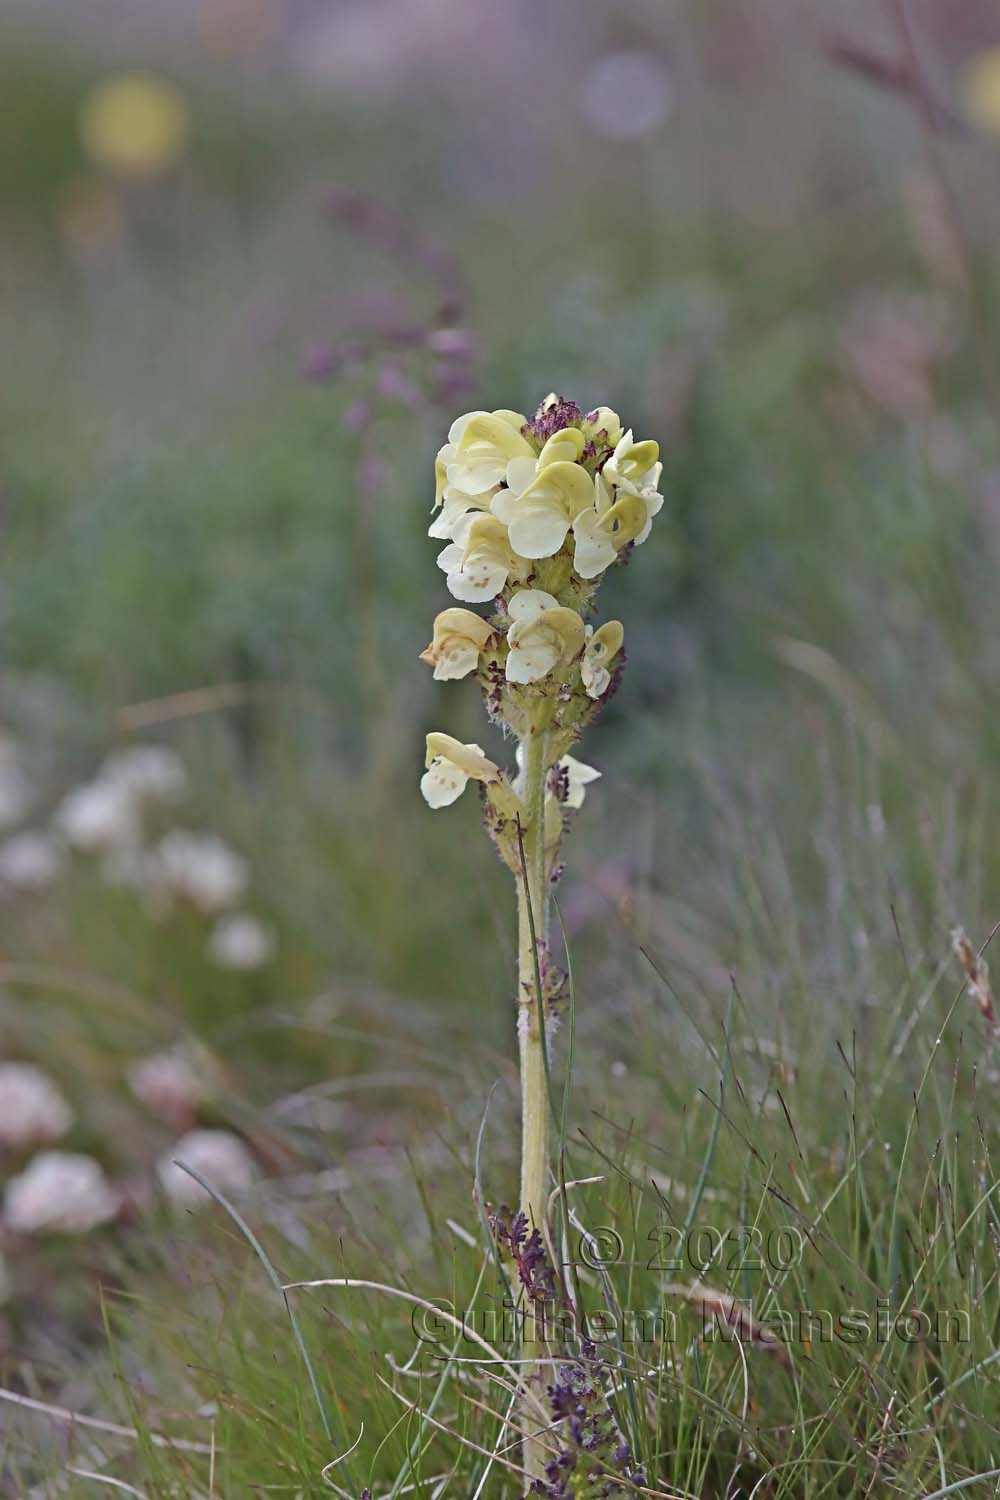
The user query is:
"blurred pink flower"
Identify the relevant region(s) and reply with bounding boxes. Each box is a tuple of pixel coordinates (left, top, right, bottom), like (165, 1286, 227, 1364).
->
(0, 832, 64, 891)
(208, 913, 274, 971)
(0, 1064, 74, 1148)
(158, 1129, 255, 1206)
(4, 1151, 118, 1234)
(128, 1051, 202, 1130)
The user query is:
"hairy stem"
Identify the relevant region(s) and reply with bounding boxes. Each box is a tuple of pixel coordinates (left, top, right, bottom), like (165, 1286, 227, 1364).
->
(517, 725, 551, 1484)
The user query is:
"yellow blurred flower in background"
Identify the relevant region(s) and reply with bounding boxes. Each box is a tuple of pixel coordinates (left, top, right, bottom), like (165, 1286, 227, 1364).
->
(79, 73, 190, 179)
(962, 46, 1000, 138)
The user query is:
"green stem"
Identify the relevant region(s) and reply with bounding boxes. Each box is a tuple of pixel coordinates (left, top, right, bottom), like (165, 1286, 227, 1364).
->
(517, 726, 551, 1484)
(518, 727, 550, 1224)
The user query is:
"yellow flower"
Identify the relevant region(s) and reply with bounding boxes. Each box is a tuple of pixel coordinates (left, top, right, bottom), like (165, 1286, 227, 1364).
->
(445, 410, 533, 496)
(493, 460, 595, 559)
(963, 46, 1000, 137)
(601, 430, 664, 545)
(429, 441, 495, 541)
(581, 620, 624, 699)
(505, 590, 586, 684)
(437, 514, 522, 602)
(419, 608, 495, 681)
(79, 73, 190, 179)
(421, 734, 501, 809)
(572, 486, 648, 579)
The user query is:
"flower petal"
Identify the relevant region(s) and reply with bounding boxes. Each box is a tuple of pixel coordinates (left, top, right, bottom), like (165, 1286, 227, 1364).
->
(490, 487, 519, 525)
(572, 510, 617, 579)
(505, 456, 539, 495)
(436, 542, 464, 575)
(420, 761, 468, 808)
(507, 588, 559, 624)
(506, 639, 560, 684)
(446, 560, 508, 602)
(447, 410, 487, 446)
(560, 753, 601, 809)
(508, 499, 572, 559)
(455, 413, 534, 462)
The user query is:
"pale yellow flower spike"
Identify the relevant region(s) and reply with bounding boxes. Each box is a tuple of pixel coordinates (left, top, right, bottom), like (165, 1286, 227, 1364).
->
(418, 391, 663, 1487)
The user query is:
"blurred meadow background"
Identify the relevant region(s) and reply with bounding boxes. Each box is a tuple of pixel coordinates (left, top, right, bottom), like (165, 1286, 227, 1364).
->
(5, 0, 1000, 1494)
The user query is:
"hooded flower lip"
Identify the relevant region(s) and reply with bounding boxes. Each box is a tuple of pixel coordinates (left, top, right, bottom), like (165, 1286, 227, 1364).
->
(581, 620, 624, 699)
(495, 461, 596, 560)
(420, 607, 495, 681)
(572, 486, 648, 579)
(427, 485, 494, 541)
(437, 514, 521, 602)
(505, 590, 586, 685)
(421, 733, 501, 809)
(601, 429, 664, 543)
(444, 409, 533, 496)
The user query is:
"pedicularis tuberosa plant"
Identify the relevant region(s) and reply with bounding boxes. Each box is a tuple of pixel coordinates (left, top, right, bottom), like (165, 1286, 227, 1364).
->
(418, 393, 662, 1479)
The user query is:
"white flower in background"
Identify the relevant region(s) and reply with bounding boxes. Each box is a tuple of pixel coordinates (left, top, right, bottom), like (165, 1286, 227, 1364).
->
(505, 590, 586, 685)
(55, 778, 139, 852)
(437, 514, 522, 602)
(159, 1129, 255, 1206)
(128, 1051, 202, 1129)
(581, 620, 625, 699)
(0, 1063, 74, 1147)
(421, 733, 500, 809)
(157, 831, 248, 912)
(581, 52, 674, 141)
(208, 913, 274, 971)
(0, 832, 64, 891)
(443, 409, 533, 496)
(102, 745, 186, 801)
(4, 1151, 118, 1234)
(419, 607, 495, 681)
(559, 753, 601, 810)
